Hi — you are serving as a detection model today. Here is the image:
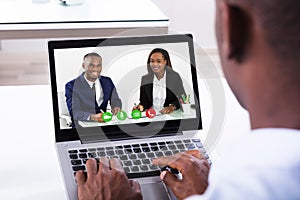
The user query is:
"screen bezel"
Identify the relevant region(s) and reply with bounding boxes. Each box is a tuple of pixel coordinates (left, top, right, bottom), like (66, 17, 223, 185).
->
(48, 34, 202, 143)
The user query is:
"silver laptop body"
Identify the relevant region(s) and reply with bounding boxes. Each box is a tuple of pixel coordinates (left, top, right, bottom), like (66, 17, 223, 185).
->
(48, 34, 208, 200)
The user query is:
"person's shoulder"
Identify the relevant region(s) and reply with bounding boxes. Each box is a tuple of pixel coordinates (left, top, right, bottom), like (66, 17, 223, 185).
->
(100, 75, 113, 83)
(166, 67, 181, 78)
(141, 73, 153, 81)
(66, 74, 83, 87)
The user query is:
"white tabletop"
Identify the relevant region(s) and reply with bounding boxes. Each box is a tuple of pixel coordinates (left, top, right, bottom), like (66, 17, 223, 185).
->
(0, 79, 250, 199)
(0, 0, 169, 39)
(0, 85, 66, 199)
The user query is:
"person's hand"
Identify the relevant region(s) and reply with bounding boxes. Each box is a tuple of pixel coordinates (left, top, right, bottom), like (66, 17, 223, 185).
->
(160, 105, 176, 114)
(153, 150, 210, 200)
(111, 107, 121, 115)
(76, 158, 142, 200)
(132, 104, 144, 112)
(90, 113, 104, 122)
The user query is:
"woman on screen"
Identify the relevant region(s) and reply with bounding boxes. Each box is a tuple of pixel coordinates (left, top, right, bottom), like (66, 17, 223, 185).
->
(133, 48, 186, 114)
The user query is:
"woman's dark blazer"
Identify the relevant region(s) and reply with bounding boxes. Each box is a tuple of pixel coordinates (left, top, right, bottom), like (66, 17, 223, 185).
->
(139, 67, 186, 110)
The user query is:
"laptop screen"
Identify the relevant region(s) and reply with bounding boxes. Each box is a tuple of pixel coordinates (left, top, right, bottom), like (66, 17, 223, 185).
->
(48, 34, 202, 143)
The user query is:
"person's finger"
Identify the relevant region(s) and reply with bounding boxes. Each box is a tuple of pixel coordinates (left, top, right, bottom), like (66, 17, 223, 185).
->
(185, 149, 204, 159)
(99, 157, 110, 171)
(110, 158, 124, 172)
(85, 158, 97, 178)
(160, 170, 181, 190)
(153, 155, 184, 172)
(75, 170, 86, 186)
(130, 180, 142, 194)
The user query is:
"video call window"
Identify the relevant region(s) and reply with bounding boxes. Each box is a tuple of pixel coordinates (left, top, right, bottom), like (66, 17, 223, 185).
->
(54, 42, 197, 130)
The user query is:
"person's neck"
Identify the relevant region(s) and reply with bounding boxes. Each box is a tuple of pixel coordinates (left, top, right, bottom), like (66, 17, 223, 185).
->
(246, 65, 300, 130)
(155, 71, 165, 80)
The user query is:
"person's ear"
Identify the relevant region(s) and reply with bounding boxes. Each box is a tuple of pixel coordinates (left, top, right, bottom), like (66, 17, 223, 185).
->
(220, 2, 252, 63)
(82, 62, 86, 70)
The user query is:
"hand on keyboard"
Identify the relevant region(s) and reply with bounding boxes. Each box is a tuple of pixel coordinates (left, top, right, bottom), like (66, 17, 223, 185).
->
(76, 158, 142, 200)
(153, 149, 210, 200)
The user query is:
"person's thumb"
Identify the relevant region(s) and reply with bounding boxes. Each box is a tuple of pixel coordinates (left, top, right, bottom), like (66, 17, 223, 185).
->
(160, 170, 180, 189)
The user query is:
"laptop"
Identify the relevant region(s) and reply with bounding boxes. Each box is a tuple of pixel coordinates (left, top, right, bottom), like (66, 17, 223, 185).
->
(48, 34, 210, 200)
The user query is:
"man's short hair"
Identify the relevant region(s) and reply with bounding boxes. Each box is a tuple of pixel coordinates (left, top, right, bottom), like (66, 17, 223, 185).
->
(83, 52, 102, 60)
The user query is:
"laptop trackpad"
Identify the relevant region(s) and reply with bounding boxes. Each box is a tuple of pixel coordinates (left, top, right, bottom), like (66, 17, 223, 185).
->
(141, 181, 176, 200)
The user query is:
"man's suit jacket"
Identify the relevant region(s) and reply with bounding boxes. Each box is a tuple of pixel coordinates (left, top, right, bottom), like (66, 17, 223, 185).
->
(139, 67, 186, 110)
(65, 73, 122, 122)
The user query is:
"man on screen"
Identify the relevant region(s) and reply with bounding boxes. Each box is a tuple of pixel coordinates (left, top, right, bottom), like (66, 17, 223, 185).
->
(65, 53, 122, 124)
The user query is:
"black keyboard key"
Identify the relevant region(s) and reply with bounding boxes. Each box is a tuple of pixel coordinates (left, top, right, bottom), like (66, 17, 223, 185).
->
(150, 142, 157, 146)
(172, 150, 179, 154)
(142, 147, 150, 152)
(133, 160, 141, 165)
(183, 139, 191, 143)
(195, 142, 203, 148)
(140, 165, 149, 171)
(72, 165, 85, 172)
(164, 151, 172, 156)
(138, 153, 146, 159)
(124, 145, 131, 148)
(68, 150, 78, 154)
(192, 139, 201, 142)
(168, 145, 177, 150)
(128, 154, 137, 160)
(133, 148, 141, 153)
(71, 159, 82, 165)
(124, 149, 133, 154)
(69, 154, 78, 159)
(106, 147, 113, 150)
(97, 151, 106, 157)
(79, 149, 88, 153)
(79, 153, 87, 159)
(159, 146, 168, 150)
(158, 142, 165, 145)
(149, 164, 159, 170)
(120, 155, 128, 161)
(142, 159, 150, 165)
(187, 143, 196, 150)
(130, 166, 139, 172)
(176, 144, 186, 150)
(115, 149, 124, 155)
(82, 158, 88, 164)
(132, 144, 140, 148)
(106, 150, 115, 156)
(140, 143, 148, 147)
(88, 152, 97, 158)
(123, 160, 133, 166)
(174, 140, 182, 144)
(166, 141, 174, 145)
(116, 146, 123, 149)
(155, 152, 163, 157)
(123, 167, 130, 173)
(151, 146, 159, 151)
(147, 152, 155, 158)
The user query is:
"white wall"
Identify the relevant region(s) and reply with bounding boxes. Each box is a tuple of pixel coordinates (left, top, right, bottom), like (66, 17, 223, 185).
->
(152, 0, 217, 49)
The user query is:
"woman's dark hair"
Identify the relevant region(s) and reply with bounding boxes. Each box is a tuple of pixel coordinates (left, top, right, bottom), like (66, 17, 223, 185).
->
(147, 48, 172, 75)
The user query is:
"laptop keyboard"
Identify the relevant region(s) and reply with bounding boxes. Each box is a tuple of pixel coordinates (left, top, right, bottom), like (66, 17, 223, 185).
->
(68, 139, 211, 181)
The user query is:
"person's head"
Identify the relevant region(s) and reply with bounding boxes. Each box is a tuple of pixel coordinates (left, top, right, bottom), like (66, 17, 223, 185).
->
(82, 52, 102, 82)
(215, 0, 300, 111)
(147, 48, 172, 76)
